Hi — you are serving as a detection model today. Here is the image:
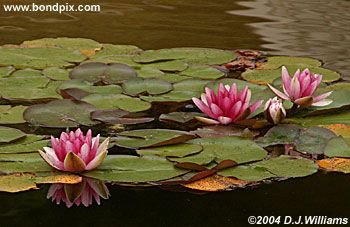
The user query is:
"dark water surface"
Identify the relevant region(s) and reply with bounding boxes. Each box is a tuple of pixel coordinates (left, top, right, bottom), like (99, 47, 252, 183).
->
(1, 0, 350, 226)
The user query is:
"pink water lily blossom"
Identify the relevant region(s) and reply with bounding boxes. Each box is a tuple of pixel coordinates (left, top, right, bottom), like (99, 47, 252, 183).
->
(47, 178, 110, 208)
(267, 66, 332, 107)
(39, 128, 109, 172)
(264, 97, 286, 125)
(192, 83, 263, 125)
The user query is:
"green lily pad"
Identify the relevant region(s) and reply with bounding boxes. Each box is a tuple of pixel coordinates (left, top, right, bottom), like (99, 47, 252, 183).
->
(219, 165, 275, 181)
(252, 155, 318, 178)
(258, 56, 322, 70)
(122, 78, 173, 96)
(21, 37, 102, 54)
(91, 43, 142, 57)
(324, 137, 350, 158)
(0, 135, 48, 154)
(23, 99, 97, 128)
(0, 153, 42, 162)
(69, 62, 137, 84)
(0, 47, 86, 69)
(83, 155, 187, 183)
(137, 143, 203, 158)
(136, 67, 165, 79)
(0, 105, 27, 124)
(0, 126, 26, 143)
(180, 65, 225, 80)
(256, 124, 303, 147)
(58, 79, 122, 95)
(143, 60, 188, 72)
(159, 112, 203, 124)
(0, 77, 61, 102)
(170, 137, 268, 165)
(289, 111, 350, 126)
(160, 73, 191, 83)
(42, 67, 70, 81)
(0, 160, 53, 173)
(133, 47, 235, 65)
(168, 149, 216, 165)
(0, 66, 15, 78)
(11, 69, 43, 78)
(242, 66, 340, 84)
(114, 129, 195, 149)
(82, 94, 151, 112)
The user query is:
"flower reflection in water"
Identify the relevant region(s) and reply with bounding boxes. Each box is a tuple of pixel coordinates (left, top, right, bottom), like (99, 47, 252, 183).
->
(47, 178, 110, 208)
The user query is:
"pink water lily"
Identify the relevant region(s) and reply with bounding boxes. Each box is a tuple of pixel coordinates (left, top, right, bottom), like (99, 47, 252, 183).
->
(39, 128, 109, 172)
(192, 83, 263, 125)
(47, 178, 110, 208)
(264, 97, 286, 124)
(267, 66, 332, 107)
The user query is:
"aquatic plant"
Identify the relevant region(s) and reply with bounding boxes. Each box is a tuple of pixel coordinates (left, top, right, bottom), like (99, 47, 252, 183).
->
(264, 97, 286, 124)
(267, 66, 332, 107)
(39, 128, 109, 172)
(192, 83, 263, 124)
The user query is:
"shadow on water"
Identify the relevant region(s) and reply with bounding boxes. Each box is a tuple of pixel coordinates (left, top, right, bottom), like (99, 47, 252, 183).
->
(0, 172, 350, 227)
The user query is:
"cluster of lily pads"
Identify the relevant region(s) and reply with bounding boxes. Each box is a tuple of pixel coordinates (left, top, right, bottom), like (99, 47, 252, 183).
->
(0, 37, 349, 199)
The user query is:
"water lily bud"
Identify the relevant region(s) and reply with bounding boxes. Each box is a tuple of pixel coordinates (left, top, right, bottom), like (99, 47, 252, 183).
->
(264, 97, 286, 124)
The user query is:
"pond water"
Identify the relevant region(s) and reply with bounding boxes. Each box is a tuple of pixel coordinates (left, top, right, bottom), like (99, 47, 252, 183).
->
(0, 0, 349, 226)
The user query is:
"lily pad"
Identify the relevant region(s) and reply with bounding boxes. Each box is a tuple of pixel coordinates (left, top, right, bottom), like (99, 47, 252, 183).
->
(0, 66, 15, 78)
(0, 160, 53, 173)
(0, 47, 86, 69)
(23, 99, 97, 128)
(143, 60, 188, 72)
(324, 137, 350, 158)
(242, 66, 340, 84)
(69, 62, 137, 84)
(91, 109, 154, 125)
(58, 79, 122, 95)
(11, 69, 43, 78)
(159, 112, 203, 124)
(317, 158, 350, 174)
(82, 94, 151, 112)
(219, 165, 275, 181)
(289, 111, 350, 127)
(258, 56, 322, 70)
(90, 43, 142, 58)
(83, 155, 187, 183)
(180, 65, 225, 80)
(0, 105, 27, 124)
(0, 135, 48, 154)
(133, 47, 236, 65)
(137, 143, 203, 158)
(136, 67, 165, 79)
(114, 129, 195, 149)
(0, 126, 26, 143)
(0, 153, 42, 162)
(256, 124, 303, 147)
(43, 67, 70, 81)
(252, 155, 318, 178)
(122, 78, 173, 96)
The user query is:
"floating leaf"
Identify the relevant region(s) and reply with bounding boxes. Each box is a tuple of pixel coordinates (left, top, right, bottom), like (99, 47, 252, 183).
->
(42, 67, 70, 81)
(137, 143, 203, 158)
(83, 155, 187, 183)
(69, 62, 137, 84)
(122, 78, 173, 96)
(289, 111, 350, 127)
(191, 125, 258, 138)
(321, 124, 350, 145)
(114, 129, 195, 149)
(0, 173, 38, 193)
(256, 124, 303, 147)
(317, 158, 350, 174)
(0, 135, 48, 154)
(20, 37, 102, 55)
(0, 153, 42, 162)
(183, 175, 249, 192)
(23, 99, 97, 128)
(159, 112, 203, 124)
(0, 127, 26, 143)
(0, 160, 53, 173)
(0, 66, 15, 78)
(0, 105, 26, 124)
(11, 69, 43, 78)
(143, 60, 188, 72)
(180, 65, 225, 80)
(219, 165, 275, 181)
(242, 66, 340, 84)
(257, 56, 321, 70)
(91, 109, 154, 125)
(58, 79, 122, 95)
(0, 47, 86, 69)
(253, 155, 318, 178)
(82, 94, 151, 112)
(90, 43, 142, 58)
(324, 137, 350, 158)
(133, 47, 236, 65)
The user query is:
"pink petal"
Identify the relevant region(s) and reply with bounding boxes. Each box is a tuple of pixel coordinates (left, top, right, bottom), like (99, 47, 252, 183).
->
(86, 151, 108, 170)
(267, 84, 290, 100)
(313, 91, 332, 102)
(86, 129, 92, 147)
(192, 97, 215, 118)
(40, 148, 64, 170)
(65, 141, 75, 154)
(250, 100, 264, 113)
(242, 89, 252, 111)
(205, 87, 217, 104)
(304, 80, 319, 96)
(218, 116, 233, 125)
(96, 137, 109, 156)
(222, 96, 232, 115)
(300, 75, 311, 96)
(312, 99, 333, 107)
(290, 75, 301, 100)
(281, 66, 291, 93)
(195, 116, 220, 125)
(210, 103, 223, 118)
(228, 100, 242, 120)
(80, 143, 90, 164)
(229, 83, 238, 101)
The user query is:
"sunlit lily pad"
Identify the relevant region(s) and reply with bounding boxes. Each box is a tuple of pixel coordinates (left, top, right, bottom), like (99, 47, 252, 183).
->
(23, 99, 97, 127)
(219, 165, 275, 181)
(0, 47, 86, 69)
(0, 160, 52, 173)
(0, 127, 26, 143)
(42, 67, 70, 81)
(90, 43, 142, 58)
(324, 137, 350, 158)
(242, 66, 340, 84)
(122, 78, 173, 96)
(0, 153, 42, 162)
(114, 129, 195, 149)
(0, 105, 27, 124)
(183, 175, 249, 192)
(0, 66, 15, 78)
(159, 112, 203, 124)
(83, 155, 187, 183)
(143, 60, 188, 72)
(58, 79, 122, 96)
(257, 56, 322, 70)
(82, 94, 151, 112)
(321, 124, 350, 145)
(317, 158, 350, 174)
(0, 134, 48, 154)
(252, 155, 318, 178)
(11, 69, 43, 78)
(137, 143, 203, 158)
(136, 67, 165, 79)
(20, 37, 102, 56)
(69, 62, 137, 84)
(289, 111, 350, 127)
(133, 47, 236, 65)
(91, 109, 154, 125)
(180, 65, 225, 79)
(256, 124, 303, 147)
